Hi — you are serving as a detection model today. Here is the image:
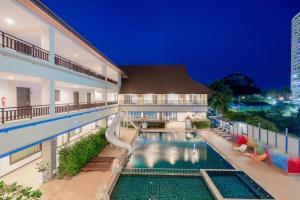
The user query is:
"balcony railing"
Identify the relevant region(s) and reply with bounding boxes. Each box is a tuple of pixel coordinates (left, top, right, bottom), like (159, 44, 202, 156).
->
(121, 100, 207, 105)
(0, 102, 106, 124)
(107, 77, 118, 84)
(55, 55, 105, 80)
(0, 31, 117, 84)
(1, 31, 49, 61)
(107, 101, 118, 105)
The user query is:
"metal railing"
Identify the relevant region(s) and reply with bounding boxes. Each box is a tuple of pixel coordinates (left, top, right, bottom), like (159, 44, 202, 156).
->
(0, 31, 117, 85)
(107, 101, 118, 105)
(121, 100, 207, 105)
(54, 55, 105, 81)
(0, 102, 106, 124)
(1, 31, 49, 61)
(107, 77, 118, 84)
(122, 168, 201, 175)
(218, 119, 300, 158)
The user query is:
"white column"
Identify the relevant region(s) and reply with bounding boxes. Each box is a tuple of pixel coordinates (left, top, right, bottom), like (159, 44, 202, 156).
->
(41, 80, 50, 105)
(49, 26, 55, 64)
(102, 63, 107, 81)
(117, 72, 122, 87)
(104, 89, 107, 106)
(49, 79, 55, 115)
(42, 138, 57, 180)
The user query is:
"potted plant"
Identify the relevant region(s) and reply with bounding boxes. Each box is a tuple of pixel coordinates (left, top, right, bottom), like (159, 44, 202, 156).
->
(36, 161, 48, 184)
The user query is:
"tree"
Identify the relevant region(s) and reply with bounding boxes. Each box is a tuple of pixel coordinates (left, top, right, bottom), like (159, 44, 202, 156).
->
(208, 80, 233, 114)
(279, 86, 291, 100)
(0, 181, 42, 200)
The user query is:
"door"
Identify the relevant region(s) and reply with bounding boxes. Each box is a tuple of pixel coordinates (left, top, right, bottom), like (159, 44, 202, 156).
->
(87, 92, 91, 104)
(17, 87, 30, 107)
(74, 92, 79, 105)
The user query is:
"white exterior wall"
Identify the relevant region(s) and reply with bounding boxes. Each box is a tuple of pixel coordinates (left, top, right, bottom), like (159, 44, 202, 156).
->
(0, 79, 43, 107)
(291, 12, 300, 104)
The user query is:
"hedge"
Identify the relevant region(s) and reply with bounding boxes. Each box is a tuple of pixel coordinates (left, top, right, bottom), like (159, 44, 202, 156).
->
(121, 121, 166, 128)
(192, 120, 211, 129)
(58, 127, 107, 177)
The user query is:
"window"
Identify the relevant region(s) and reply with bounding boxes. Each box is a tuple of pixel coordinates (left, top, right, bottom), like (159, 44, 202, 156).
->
(69, 128, 82, 138)
(143, 112, 157, 120)
(128, 112, 141, 120)
(55, 90, 60, 101)
(10, 144, 41, 164)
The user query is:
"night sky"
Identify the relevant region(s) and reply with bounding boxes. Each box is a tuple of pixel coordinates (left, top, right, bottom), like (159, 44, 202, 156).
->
(41, 0, 300, 89)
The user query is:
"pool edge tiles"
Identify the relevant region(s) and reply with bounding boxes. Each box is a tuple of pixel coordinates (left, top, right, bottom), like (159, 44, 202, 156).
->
(110, 174, 216, 200)
(204, 170, 275, 200)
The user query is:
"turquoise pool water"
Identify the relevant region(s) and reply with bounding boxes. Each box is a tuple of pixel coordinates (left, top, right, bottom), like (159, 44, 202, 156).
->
(110, 174, 215, 200)
(207, 171, 274, 199)
(126, 132, 233, 169)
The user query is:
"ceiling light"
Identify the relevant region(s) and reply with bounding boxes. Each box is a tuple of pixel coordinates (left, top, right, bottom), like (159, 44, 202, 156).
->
(5, 18, 14, 25)
(8, 76, 14, 80)
(73, 54, 78, 58)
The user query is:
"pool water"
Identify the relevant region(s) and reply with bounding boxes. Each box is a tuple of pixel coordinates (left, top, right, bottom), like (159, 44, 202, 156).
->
(207, 171, 274, 199)
(126, 132, 233, 169)
(110, 174, 215, 200)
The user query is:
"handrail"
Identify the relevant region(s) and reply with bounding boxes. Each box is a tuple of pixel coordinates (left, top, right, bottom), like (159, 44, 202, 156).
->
(0, 102, 106, 124)
(122, 168, 201, 175)
(105, 112, 132, 153)
(0, 31, 49, 61)
(121, 100, 207, 105)
(55, 54, 106, 81)
(0, 30, 118, 85)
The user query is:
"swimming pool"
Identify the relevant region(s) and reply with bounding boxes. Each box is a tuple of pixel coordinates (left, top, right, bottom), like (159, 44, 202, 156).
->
(110, 174, 215, 200)
(110, 131, 274, 200)
(206, 170, 274, 199)
(126, 132, 234, 169)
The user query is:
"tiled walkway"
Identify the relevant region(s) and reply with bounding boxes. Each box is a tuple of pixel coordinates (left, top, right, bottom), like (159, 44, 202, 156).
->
(41, 128, 136, 200)
(200, 129, 300, 200)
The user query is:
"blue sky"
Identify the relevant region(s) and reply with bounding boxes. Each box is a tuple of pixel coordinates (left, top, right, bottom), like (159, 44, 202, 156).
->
(41, 0, 300, 89)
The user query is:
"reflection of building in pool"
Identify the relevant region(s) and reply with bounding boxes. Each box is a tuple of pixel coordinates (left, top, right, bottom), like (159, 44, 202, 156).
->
(119, 65, 212, 126)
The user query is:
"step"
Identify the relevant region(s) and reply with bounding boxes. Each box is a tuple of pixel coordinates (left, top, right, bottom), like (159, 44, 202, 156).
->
(90, 157, 115, 163)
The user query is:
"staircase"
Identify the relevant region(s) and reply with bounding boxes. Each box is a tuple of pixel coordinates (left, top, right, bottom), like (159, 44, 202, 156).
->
(82, 157, 115, 172)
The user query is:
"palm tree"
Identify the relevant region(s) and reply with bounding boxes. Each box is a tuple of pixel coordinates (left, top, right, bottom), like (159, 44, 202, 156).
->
(208, 80, 233, 114)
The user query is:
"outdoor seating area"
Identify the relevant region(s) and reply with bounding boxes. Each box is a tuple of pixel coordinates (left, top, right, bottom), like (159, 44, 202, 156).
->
(212, 120, 300, 174)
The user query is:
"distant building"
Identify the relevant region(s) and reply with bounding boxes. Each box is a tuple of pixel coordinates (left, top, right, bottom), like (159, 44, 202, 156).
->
(291, 12, 300, 105)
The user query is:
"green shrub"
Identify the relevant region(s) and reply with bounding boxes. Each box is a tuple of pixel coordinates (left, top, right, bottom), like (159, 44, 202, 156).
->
(58, 127, 107, 177)
(223, 111, 248, 121)
(121, 121, 166, 128)
(0, 181, 42, 199)
(145, 122, 166, 128)
(246, 115, 278, 132)
(192, 120, 211, 129)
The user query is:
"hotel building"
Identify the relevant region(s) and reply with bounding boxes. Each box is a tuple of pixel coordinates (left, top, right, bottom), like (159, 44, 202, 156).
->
(291, 12, 300, 104)
(0, 0, 210, 179)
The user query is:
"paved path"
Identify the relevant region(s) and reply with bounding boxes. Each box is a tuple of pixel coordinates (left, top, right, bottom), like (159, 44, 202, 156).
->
(200, 129, 300, 200)
(41, 129, 136, 200)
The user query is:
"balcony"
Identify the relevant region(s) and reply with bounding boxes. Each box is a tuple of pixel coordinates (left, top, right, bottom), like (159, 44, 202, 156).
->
(0, 31, 117, 85)
(0, 102, 110, 124)
(121, 100, 207, 105)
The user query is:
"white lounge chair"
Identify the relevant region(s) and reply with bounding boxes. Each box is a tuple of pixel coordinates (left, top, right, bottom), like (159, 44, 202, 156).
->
(233, 144, 248, 152)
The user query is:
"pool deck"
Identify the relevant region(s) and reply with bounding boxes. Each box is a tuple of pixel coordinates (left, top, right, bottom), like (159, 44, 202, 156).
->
(199, 129, 300, 200)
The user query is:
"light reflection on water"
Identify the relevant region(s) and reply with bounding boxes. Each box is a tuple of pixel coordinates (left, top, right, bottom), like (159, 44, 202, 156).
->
(126, 132, 233, 169)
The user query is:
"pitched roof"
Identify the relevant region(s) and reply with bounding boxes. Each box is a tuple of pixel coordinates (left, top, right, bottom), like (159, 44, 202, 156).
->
(119, 65, 212, 94)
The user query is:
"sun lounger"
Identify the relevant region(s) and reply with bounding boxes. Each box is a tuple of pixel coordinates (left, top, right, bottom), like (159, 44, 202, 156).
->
(245, 152, 268, 161)
(233, 144, 248, 152)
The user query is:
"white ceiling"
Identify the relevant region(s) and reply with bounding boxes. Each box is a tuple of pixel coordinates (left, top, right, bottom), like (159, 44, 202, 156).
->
(0, 0, 119, 76)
